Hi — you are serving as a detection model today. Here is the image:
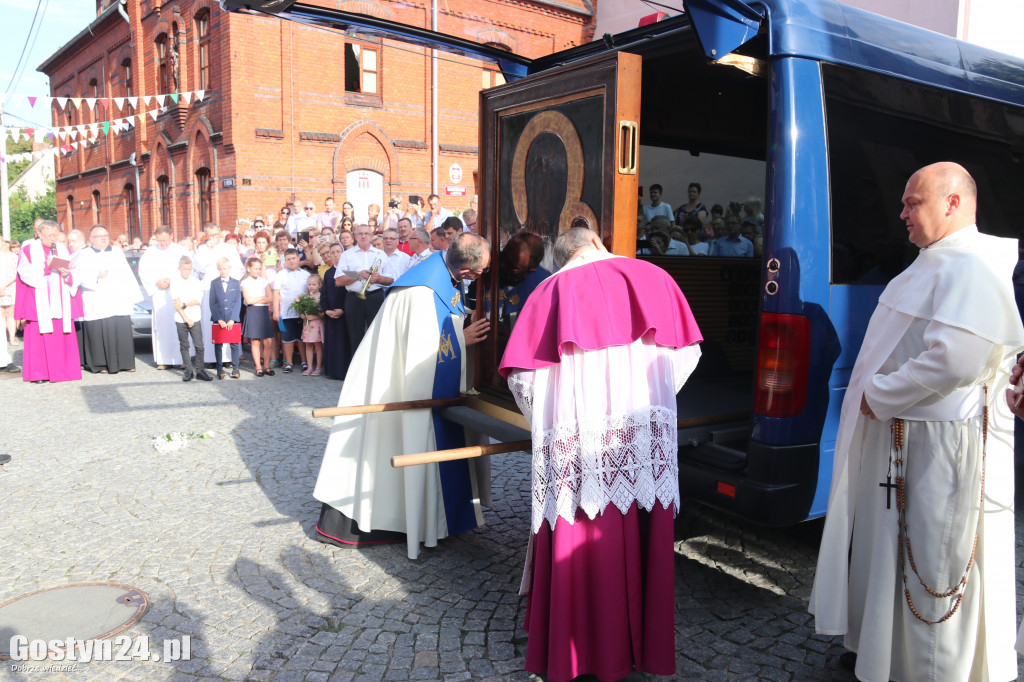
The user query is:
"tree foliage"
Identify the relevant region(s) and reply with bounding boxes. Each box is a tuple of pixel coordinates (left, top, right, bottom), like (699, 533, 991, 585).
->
(10, 180, 56, 242)
(5, 137, 32, 182)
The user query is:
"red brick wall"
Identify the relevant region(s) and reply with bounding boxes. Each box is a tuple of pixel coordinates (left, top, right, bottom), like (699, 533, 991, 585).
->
(40, 0, 594, 241)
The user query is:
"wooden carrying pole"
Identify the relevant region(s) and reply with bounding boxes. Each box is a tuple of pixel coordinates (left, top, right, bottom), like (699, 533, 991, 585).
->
(391, 411, 753, 468)
(392, 440, 531, 468)
(311, 396, 467, 419)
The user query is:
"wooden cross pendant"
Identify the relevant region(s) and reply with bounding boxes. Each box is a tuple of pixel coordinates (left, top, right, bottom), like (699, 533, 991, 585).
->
(879, 475, 897, 509)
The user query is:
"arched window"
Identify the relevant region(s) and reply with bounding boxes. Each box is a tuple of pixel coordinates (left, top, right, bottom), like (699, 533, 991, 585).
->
(124, 184, 138, 241)
(122, 58, 134, 113)
(196, 11, 211, 91)
(89, 78, 99, 124)
(156, 34, 170, 94)
(158, 176, 171, 226)
(195, 168, 212, 227)
(92, 190, 102, 224)
(66, 195, 75, 231)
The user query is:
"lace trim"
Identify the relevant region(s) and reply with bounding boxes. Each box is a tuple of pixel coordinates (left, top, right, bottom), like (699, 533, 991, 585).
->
(530, 407, 679, 533)
(508, 372, 535, 425)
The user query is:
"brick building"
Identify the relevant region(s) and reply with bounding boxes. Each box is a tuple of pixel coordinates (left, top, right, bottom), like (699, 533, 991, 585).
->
(39, 0, 595, 241)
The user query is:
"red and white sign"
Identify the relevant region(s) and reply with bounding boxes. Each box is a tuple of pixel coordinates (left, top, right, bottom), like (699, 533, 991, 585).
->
(448, 163, 463, 184)
(444, 185, 467, 197)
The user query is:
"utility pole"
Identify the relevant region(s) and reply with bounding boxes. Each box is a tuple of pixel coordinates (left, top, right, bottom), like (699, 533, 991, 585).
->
(1, 101, 10, 241)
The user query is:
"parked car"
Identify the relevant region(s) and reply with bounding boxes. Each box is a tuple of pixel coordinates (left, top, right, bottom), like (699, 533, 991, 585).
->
(122, 249, 152, 340)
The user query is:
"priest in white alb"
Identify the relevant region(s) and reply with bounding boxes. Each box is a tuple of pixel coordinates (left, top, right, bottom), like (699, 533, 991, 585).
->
(138, 226, 186, 368)
(809, 162, 1024, 682)
(312, 232, 492, 560)
(74, 224, 141, 374)
(192, 222, 244, 364)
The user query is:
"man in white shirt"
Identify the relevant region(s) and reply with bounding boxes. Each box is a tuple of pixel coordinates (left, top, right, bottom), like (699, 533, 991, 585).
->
(293, 201, 319, 241)
(335, 224, 387, 352)
(424, 194, 455, 230)
(642, 183, 674, 224)
(272, 249, 309, 373)
(170, 256, 212, 381)
(408, 227, 432, 267)
(379, 228, 412, 284)
(192, 223, 244, 364)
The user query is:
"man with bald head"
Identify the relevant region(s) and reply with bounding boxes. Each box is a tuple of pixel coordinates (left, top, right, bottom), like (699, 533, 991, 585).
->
(810, 162, 1024, 682)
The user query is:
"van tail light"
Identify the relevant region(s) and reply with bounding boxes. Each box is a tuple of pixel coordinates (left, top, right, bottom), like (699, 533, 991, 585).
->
(754, 313, 811, 418)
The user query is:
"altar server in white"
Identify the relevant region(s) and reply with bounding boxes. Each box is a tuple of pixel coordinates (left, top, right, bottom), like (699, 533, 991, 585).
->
(809, 162, 1024, 682)
(138, 226, 186, 368)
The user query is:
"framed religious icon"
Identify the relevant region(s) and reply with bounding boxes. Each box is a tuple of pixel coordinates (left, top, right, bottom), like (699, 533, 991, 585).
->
(474, 51, 642, 396)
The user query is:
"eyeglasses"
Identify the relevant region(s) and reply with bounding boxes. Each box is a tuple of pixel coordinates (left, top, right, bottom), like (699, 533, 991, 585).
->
(305, 206, 315, 211)
(281, 210, 290, 215)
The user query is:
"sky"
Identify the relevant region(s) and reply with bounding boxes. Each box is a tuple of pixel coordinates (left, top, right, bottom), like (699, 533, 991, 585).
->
(0, 0, 97, 132)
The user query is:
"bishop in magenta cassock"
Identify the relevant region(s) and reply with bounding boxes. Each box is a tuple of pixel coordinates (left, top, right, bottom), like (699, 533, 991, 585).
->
(499, 227, 702, 682)
(14, 220, 82, 383)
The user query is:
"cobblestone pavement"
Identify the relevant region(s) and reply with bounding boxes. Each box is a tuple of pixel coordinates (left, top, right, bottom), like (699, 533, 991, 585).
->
(1, 348, 1023, 681)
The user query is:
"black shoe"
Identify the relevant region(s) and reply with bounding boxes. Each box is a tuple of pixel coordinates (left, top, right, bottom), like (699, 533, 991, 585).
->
(182, 369, 194, 382)
(195, 370, 213, 381)
(0, 454, 10, 465)
(283, 364, 293, 373)
(839, 651, 857, 671)
(2, 363, 20, 373)
(264, 369, 275, 376)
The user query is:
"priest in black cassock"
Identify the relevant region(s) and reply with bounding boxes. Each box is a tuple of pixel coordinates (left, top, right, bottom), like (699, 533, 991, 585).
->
(73, 225, 140, 374)
(320, 242, 350, 380)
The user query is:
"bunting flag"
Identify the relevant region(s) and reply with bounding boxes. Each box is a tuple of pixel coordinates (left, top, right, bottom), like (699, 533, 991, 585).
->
(3, 89, 209, 114)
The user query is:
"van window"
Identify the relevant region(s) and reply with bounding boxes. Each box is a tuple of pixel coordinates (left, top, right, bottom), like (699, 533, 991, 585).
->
(824, 64, 1024, 284)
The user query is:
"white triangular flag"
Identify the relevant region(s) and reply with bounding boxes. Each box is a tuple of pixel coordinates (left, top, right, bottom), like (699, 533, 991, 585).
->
(181, 92, 193, 105)
(56, 96, 68, 109)
(149, 110, 159, 121)
(195, 90, 206, 102)
(155, 94, 166, 106)
(113, 97, 124, 110)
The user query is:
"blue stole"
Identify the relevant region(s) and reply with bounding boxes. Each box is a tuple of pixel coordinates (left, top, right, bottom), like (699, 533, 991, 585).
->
(500, 266, 550, 317)
(388, 253, 479, 535)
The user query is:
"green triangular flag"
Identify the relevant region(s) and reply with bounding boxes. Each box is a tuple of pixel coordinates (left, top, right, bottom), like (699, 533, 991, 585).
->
(101, 121, 110, 135)
(170, 93, 179, 104)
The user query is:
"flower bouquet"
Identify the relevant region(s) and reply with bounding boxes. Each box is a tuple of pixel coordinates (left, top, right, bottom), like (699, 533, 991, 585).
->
(290, 292, 322, 318)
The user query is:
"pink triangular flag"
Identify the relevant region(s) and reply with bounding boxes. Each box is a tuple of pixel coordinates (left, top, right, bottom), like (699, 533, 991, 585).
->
(27, 96, 37, 107)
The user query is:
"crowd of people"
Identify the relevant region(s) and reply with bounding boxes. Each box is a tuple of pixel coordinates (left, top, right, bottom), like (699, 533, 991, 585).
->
(0, 193, 477, 382)
(637, 182, 765, 258)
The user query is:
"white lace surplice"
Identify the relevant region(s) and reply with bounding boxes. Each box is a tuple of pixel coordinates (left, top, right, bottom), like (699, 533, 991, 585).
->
(508, 334, 701, 533)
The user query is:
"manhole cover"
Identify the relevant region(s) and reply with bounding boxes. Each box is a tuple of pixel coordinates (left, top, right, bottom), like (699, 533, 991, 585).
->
(0, 582, 148, 658)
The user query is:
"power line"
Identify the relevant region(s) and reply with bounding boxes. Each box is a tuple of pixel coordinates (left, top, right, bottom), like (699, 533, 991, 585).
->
(9, 0, 52, 97)
(4, 0, 48, 96)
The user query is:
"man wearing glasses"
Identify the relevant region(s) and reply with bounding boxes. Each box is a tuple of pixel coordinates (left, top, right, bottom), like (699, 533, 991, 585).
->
(379, 228, 412, 283)
(407, 227, 432, 267)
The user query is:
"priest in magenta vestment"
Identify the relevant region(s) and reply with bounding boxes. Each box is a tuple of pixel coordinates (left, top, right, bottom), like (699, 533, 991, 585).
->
(500, 227, 702, 682)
